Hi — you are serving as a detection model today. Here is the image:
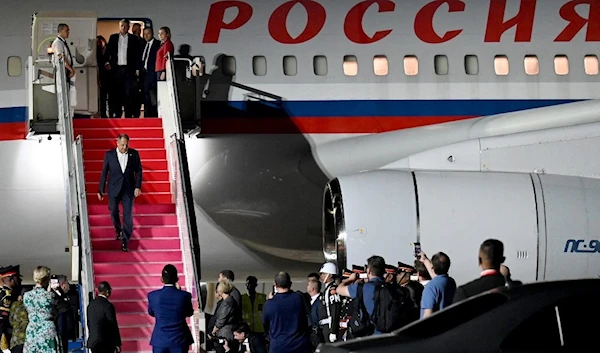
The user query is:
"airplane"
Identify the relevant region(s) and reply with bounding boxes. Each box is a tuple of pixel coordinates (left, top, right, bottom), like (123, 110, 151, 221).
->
(1, 0, 600, 283)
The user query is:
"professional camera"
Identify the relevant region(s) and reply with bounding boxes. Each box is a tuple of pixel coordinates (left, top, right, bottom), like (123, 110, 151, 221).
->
(351, 265, 368, 279)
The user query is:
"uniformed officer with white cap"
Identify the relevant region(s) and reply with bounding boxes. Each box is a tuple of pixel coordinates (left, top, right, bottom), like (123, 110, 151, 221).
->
(317, 262, 342, 343)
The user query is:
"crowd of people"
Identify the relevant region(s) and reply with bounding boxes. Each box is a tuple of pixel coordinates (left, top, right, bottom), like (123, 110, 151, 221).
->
(52, 19, 177, 119)
(0, 266, 77, 353)
(202, 238, 520, 353)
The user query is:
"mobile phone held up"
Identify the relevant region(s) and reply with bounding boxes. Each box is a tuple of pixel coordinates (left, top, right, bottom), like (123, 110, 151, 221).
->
(414, 242, 421, 258)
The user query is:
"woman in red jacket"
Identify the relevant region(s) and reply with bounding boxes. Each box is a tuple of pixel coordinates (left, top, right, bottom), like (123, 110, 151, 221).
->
(156, 26, 174, 81)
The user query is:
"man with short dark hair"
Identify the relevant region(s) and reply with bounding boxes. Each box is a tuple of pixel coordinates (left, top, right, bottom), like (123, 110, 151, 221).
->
(453, 239, 507, 303)
(263, 272, 309, 353)
(418, 251, 456, 319)
(97, 134, 143, 252)
(336, 255, 387, 336)
(241, 276, 265, 333)
(141, 27, 161, 118)
(148, 265, 194, 353)
(51, 23, 75, 81)
(87, 282, 121, 353)
(225, 322, 267, 353)
(218, 270, 242, 322)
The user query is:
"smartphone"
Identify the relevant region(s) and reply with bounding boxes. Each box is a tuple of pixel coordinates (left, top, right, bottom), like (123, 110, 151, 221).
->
(414, 242, 421, 258)
(272, 285, 277, 295)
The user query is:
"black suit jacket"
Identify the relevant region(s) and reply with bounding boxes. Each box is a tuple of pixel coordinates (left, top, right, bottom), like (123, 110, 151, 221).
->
(99, 148, 143, 198)
(453, 273, 506, 304)
(105, 33, 141, 72)
(86, 296, 121, 349)
(142, 38, 161, 74)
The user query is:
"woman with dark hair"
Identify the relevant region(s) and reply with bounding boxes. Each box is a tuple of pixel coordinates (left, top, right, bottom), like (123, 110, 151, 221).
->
(156, 26, 174, 81)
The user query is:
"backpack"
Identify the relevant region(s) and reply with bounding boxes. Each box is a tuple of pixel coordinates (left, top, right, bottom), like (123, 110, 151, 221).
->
(348, 283, 374, 337)
(372, 282, 415, 333)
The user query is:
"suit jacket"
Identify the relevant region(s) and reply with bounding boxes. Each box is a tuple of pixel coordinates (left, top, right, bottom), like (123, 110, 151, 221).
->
(99, 148, 142, 198)
(148, 286, 194, 348)
(453, 273, 506, 304)
(213, 296, 238, 341)
(105, 33, 141, 72)
(86, 296, 121, 350)
(142, 38, 161, 74)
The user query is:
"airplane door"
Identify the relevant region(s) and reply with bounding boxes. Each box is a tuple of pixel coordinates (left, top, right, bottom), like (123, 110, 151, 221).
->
(32, 12, 98, 116)
(539, 174, 600, 280)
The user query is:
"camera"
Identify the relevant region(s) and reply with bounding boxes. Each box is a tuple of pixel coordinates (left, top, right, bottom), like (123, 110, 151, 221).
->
(351, 265, 368, 279)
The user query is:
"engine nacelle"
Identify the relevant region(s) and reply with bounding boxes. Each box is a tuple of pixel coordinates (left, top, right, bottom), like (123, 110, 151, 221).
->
(323, 170, 600, 286)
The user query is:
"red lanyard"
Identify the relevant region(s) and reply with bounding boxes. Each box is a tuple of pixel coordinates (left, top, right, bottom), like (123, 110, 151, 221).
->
(481, 269, 499, 277)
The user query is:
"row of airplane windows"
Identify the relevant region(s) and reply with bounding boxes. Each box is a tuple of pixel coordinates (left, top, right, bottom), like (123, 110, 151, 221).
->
(5, 54, 600, 78)
(218, 54, 600, 77)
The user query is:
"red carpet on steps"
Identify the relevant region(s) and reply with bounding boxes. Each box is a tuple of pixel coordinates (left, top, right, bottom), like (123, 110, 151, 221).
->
(73, 118, 190, 353)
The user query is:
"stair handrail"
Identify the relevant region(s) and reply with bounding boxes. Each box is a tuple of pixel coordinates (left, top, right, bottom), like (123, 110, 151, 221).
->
(73, 135, 94, 353)
(169, 135, 202, 353)
(166, 53, 184, 138)
(54, 57, 80, 281)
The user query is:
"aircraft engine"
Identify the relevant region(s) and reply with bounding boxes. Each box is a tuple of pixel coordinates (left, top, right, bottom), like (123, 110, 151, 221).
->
(323, 170, 600, 286)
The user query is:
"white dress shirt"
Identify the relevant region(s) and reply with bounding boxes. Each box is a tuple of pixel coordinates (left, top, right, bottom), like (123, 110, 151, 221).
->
(310, 293, 319, 305)
(118, 33, 128, 66)
(116, 148, 128, 173)
(51, 35, 72, 65)
(142, 38, 154, 70)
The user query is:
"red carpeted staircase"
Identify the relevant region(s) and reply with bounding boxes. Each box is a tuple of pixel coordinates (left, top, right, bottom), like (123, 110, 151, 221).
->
(73, 118, 190, 353)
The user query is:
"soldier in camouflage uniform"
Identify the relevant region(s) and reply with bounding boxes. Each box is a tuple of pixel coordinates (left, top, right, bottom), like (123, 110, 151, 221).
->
(0, 266, 21, 353)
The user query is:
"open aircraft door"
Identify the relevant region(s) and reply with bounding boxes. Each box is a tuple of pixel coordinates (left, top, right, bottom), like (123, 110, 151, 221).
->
(31, 12, 98, 132)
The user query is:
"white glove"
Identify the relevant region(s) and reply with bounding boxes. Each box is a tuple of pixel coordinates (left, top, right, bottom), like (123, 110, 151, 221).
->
(329, 333, 337, 343)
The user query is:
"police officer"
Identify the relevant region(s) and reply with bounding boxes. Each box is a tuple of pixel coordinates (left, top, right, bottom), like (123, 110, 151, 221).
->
(317, 262, 342, 343)
(0, 266, 20, 353)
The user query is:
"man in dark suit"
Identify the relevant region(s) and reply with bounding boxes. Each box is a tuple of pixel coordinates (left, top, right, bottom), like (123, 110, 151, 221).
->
(148, 265, 194, 353)
(141, 27, 161, 118)
(104, 19, 141, 118)
(97, 134, 143, 252)
(87, 282, 121, 353)
(453, 239, 507, 304)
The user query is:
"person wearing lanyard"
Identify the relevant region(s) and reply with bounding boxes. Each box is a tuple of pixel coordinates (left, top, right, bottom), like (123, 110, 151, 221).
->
(453, 239, 508, 304)
(51, 24, 75, 82)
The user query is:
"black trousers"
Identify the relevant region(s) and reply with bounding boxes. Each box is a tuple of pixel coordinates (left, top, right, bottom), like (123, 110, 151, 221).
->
(110, 66, 133, 118)
(108, 190, 134, 245)
(143, 70, 158, 118)
(91, 345, 117, 353)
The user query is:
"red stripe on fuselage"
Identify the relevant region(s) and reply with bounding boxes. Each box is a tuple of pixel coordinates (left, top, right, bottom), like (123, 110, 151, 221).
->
(200, 116, 477, 134)
(0, 122, 28, 140)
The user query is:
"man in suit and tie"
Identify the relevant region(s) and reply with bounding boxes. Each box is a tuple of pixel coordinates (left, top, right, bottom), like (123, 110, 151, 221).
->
(104, 19, 142, 118)
(87, 282, 121, 353)
(97, 134, 143, 252)
(141, 27, 161, 118)
(148, 265, 194, 353)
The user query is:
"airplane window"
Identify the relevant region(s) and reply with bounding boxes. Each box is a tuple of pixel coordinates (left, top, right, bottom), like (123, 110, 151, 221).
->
(253, 56, 267, 76)
(314, 55, 328, 76)
(222, 55, 236, 76)
(584, 55, 599, 75)
(524, 55, 539, 75)
(494, 55, 509, 76)
(343, 55, 358, 76)
(464, 55, 478, 75)
(404, 56, 419, 76)
(7, 56, 22, 77)
(374, 55, 388, 76)
(283, 56, 297, 76)
(434, 55, 449, 75)
(554, 55, 569, 75)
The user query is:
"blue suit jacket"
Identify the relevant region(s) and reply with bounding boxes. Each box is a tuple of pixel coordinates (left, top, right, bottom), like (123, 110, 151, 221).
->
(148, 286, 194, 348)
(98, 148, 142, 198)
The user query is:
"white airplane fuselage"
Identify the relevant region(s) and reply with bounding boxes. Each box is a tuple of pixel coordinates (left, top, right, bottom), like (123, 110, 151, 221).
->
(1, 0, 600, 281)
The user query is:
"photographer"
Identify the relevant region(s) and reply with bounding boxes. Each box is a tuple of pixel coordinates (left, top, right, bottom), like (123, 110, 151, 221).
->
(223, 322, 267, 353)
(51, 275, 75, 353)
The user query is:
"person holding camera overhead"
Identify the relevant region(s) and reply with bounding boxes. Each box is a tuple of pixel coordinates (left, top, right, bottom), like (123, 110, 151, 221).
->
(23, 266, 57, 353)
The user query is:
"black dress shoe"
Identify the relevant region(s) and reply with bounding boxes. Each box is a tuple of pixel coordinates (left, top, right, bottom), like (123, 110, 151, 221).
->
(116, 231, 122, 240)
(121, 243, 129, 252)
